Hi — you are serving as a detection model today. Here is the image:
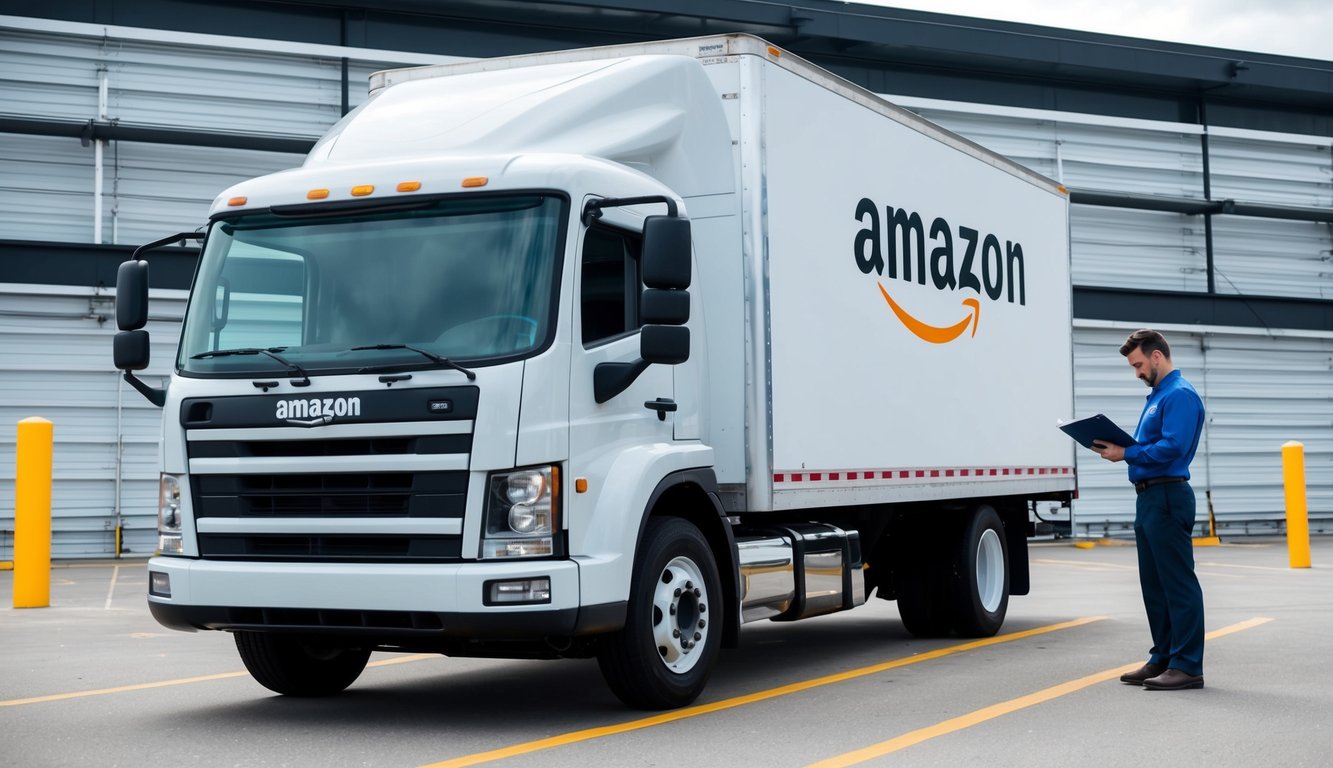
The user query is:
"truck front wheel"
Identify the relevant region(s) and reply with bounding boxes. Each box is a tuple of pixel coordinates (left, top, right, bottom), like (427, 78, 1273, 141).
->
(952, 505, 1010, 637)
(597, 517, 722, 709)
(234, 632, 371, 697)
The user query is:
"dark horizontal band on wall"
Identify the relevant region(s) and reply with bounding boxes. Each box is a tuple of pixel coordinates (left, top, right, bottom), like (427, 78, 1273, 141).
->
(1070, 189, 1333, 223)
(1074, 286, 1333, 333)
(5, 240, 1328, 334)
(0, 117, 316, 155)
(0, 239, 199, 290)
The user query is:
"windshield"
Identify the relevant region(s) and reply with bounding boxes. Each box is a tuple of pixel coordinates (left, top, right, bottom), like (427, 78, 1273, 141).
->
(179, 194, 566, 376)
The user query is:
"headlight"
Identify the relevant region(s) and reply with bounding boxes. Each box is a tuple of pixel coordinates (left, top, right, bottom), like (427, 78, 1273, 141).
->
(481, 465, 560, 559)
(157, 473, 183, 555)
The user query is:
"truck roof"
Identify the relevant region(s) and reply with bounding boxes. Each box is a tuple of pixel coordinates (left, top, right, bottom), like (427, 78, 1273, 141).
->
(369, 33, 1064, 196)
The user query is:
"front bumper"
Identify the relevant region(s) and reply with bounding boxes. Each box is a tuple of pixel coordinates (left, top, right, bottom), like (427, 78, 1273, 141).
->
(146, 556, 623, 638)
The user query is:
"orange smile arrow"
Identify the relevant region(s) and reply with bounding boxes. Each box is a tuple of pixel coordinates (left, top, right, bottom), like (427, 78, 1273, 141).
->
(877, 282, 980, 344)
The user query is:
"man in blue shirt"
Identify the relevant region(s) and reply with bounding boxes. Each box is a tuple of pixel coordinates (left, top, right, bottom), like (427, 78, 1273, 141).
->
(1092, 329, 1207, 691)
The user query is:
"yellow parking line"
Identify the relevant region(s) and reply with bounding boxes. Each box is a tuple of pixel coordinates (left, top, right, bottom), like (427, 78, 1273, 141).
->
(1033, 558, 1139, 572)
(0, 653, 439, 708)
(1197, 561, 1301, 573)
(419, 616, 1107, 768)
(0, 671, 253, 707)
(808, 617, 1274, 767)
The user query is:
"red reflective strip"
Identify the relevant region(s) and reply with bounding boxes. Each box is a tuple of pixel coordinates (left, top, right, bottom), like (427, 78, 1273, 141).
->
(830, 472, 840, 481)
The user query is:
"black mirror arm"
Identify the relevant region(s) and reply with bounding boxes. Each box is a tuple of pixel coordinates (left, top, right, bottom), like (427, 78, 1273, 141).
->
(123, 372, 166, 407)
(582, 195, 679, 226)
(593, 359, 651, 404)
(131, 231, 203, 260)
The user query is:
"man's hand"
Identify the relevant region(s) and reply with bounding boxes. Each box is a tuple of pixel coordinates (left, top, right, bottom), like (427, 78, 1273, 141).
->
(1091, 441, 1125, 462)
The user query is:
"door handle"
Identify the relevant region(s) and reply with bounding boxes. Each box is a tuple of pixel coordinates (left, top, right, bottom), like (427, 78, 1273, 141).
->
(644, 398, 677, 421)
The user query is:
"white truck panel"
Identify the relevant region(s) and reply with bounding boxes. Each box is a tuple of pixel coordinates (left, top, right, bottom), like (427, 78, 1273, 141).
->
(756, 59, 1074, 507)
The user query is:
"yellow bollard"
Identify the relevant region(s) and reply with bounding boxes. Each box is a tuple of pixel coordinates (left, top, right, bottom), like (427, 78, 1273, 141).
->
(14, 417, 53, 608)
(1281, 441, 1311, 569)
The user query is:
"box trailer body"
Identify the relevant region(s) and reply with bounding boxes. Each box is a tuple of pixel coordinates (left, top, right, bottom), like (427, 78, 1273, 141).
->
(116, 35, 1075, 708)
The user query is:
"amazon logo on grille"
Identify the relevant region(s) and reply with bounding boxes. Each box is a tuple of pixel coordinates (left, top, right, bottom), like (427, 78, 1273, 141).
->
(853, 197, 1027, 344)
(275, 396, 361, 424)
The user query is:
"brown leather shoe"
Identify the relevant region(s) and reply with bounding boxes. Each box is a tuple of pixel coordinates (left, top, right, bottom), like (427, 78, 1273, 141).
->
(1143, 668, 1204, 690)
(1119, 662, 1167, 685)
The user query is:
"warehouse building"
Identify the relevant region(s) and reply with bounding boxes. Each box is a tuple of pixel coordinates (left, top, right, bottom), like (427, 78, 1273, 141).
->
(1, 0, 1330, 557)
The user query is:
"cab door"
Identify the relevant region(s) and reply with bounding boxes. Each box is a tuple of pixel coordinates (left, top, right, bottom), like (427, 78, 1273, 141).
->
(568, 219, 676, 481)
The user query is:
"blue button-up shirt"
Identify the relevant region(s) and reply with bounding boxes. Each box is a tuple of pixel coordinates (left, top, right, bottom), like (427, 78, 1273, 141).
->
(1123, 369, 1205, 484)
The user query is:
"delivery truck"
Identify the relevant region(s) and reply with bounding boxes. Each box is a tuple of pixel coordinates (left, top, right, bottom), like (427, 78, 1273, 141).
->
(113, 34, 1075, 709)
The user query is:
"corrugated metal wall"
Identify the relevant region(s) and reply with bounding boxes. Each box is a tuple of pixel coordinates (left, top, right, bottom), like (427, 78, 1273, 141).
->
(900, 96, 1332, 536)
(0, 18, 1329, 556)
(0, 20, 453, 245)
(0, 285, 186, 558)
(1071, 325, 1333, 537)
(0, 19, 449, 557)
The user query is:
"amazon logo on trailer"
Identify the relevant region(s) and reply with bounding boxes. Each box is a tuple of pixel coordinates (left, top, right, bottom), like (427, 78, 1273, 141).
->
(853, 197, 1026, 344)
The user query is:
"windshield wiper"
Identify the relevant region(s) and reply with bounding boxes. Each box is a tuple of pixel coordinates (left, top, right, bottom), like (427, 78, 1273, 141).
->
(349, 344, 476, 381)
(191, 346, 312, 386)
(191, 347, 265, 359)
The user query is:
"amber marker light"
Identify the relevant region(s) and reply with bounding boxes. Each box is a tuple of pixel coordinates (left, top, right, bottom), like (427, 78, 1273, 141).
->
(767, 45, 782, 58)
(461, 176, 489, 188)
(396, 181, 422, 192)
(226, 196, 248, 207)
(351, 184, 375, 196)
(575, 478, 588, 494)
(307, 188, 330, 200)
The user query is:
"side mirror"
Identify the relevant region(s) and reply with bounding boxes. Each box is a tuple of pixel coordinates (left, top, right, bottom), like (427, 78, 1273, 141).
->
(113, 233, 201, 409)
(641, 325, 689, 365)
(642, 215, 691, 290)
(113, 329, 151, 371)
(116, 260, 149, 331)
(640, 288, 689, 325)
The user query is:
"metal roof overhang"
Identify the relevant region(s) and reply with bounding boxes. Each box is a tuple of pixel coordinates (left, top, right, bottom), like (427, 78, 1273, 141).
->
(278, 0, 1333, 111)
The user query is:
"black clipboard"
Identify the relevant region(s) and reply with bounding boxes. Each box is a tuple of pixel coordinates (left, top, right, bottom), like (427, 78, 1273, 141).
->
(1058, 414, 1136, 450)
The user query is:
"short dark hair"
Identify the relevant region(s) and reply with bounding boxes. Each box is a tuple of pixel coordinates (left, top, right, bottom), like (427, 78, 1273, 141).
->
(1120, 328, 1171, 359)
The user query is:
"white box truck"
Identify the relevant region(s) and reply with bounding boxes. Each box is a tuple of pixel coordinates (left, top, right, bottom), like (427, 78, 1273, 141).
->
(114, 34, 1075, 709)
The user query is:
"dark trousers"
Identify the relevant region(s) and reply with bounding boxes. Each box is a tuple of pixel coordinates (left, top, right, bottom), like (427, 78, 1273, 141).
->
(1133, 481, 1206, 676)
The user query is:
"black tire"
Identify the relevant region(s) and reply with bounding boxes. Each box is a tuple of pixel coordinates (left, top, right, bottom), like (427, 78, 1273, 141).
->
(896, 536, 956, 638)
(597, 517, 722, 709)
(951, 505, 1010, 637)
(234, 632, 371, 697)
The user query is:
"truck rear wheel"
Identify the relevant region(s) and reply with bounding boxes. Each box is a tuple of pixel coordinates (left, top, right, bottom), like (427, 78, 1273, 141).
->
(597, 517, 722, 709)
(952, 505, 1009, 637)
(234, 632, 371, 697)
(895, 538, 955, 638)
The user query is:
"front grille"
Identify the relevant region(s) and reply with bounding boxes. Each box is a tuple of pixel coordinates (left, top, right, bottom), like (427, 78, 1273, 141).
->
(191, 462, 468, 561)
(182, 387, 478, 564)
(187, 434, 471, 459)
(193, 472, 465, 518)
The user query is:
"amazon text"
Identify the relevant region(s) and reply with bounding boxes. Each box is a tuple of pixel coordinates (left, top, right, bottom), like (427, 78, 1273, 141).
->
(853, 198, 1026, 305)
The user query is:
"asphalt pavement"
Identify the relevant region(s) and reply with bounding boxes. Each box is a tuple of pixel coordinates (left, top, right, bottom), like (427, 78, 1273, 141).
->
(2, 536, 1331, 767)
